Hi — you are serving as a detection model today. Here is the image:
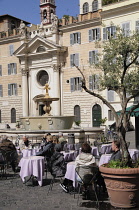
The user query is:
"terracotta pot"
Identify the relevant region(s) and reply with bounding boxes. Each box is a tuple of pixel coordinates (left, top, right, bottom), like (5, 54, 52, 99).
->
(99, 165, 139, 208)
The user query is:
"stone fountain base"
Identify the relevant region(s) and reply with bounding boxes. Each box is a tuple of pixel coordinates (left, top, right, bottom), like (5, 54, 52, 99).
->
(20, 115, 75, 130)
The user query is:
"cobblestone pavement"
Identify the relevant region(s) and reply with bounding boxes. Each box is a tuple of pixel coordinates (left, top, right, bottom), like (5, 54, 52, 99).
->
(0, 131, 138, 210)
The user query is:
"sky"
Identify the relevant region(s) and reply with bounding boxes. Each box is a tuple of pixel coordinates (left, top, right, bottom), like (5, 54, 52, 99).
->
(0, 0, 79, 25)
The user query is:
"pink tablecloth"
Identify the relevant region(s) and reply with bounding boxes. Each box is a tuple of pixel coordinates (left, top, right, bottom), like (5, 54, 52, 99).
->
(65, 161, 76, 187)
(99, 154, 112, 166)
(19, 156, 45, 186)
(91, 146, 99, 156)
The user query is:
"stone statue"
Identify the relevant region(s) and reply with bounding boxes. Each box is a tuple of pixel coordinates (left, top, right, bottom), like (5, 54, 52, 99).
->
(51, 13, 58, 32)
(44, 83, 50, 97)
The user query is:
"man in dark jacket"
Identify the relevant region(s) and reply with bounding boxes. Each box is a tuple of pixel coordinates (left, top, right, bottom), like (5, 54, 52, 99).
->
(109, 140, 122, 161)
(36, 135, 54, 158)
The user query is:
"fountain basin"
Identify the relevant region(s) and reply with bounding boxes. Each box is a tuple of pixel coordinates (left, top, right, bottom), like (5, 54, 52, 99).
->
(20, 115, 75, 130)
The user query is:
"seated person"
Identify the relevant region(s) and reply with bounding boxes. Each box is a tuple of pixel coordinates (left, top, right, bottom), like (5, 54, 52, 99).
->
(58, 132, 65, 143)
(19, 135, 31, 150)
(36, 135, 54, 158)
(0, 135, 18, 172)
(60, 143, 96, 193)
(109, 140, 122, 161)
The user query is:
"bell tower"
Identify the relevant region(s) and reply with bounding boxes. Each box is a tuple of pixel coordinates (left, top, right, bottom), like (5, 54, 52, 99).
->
(40, 0, 56, 25)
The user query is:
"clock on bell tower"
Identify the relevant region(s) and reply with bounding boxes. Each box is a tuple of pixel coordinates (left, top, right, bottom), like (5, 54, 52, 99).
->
(40, 0, 56, 25)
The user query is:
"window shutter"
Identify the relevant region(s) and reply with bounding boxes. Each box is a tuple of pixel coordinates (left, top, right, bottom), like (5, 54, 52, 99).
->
(112, 26, 116, 38)
(9, 45, 14, 56)
(70, 78, 74, 92)
(70, 54, 74, 67)
(14, 63, 17, 74)
(14, 83, 17, 95)
(8, 84, 11, 96)
(103, 28, 107, 40)
(0, 65, 2, 76)
(89, 29, 92, 42)
(0, 85, 3, 97)
(75, 53, 79, 66)
(8, 64, 11, 75)
(136, 20, 139, 31)
(70, 34, 73, 45)
(89, 76, 93, 90)
(126, 22, 130, 36)
(78, 32, 81, 44)
(89, 51, 92, 64)
(79, 77, 82, 91)
(94, 50, 98, 64)
(94, 74, 99, 89)
(108, 90, 114, 101)
(97, 28, 100, 40)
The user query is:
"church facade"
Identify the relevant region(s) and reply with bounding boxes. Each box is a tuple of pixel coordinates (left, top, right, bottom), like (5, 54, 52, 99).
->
(0, 0, 138, 129)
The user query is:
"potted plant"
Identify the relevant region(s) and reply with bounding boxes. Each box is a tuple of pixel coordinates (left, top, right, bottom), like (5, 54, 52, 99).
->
(75, 28, 139, 208)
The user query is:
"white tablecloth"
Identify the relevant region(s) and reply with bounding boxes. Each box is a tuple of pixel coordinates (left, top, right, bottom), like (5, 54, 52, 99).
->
(65, 161, 76, 187)
(19, 156, 44, 186)
(22, 148, 39, 158)
(61, 150, 77, 162)
(101, 143, 112, 154)
(128, 149, 139, 158)
(91, 146, 99, 156)
(99, 154, 112, 166)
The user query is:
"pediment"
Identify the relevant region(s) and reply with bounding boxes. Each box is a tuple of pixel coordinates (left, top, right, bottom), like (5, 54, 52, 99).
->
(14, 35, 61, 56)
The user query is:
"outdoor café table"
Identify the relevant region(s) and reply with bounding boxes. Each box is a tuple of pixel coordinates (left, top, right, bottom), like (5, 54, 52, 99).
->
(19, 156, 44, 186)
(99, 154, 112, 167)
(22, 148, 39, 158)
(101, 143, 112, 154)
(61, 150, 77, 162)
(128, 149, 139, 158)
(65, 161, 76, 187)
(91, 146, 99, 156)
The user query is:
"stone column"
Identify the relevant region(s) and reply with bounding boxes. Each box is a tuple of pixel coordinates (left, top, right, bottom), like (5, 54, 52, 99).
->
(21, 69, 28, 117)
(53, 64, 60, 116)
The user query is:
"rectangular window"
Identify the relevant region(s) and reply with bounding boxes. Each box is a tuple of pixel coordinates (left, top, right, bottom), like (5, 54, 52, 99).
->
(8, 63, 17, 75)
(70, 53, 79, 67)
(107, 90, 114, 102)
(89, 50, 98, 64)
(0, 85, 3, 97)
(9, 45, 14, 56)
(108, 110, 114, 121)
(89, 28, 100, 42)
(122, 22, 130, 37)
(70, 77, 82, 92)
(70, 32, 81, 45)
(8, 83, 17, 96)
(135, 20, 139, 32)
(0, 65, 2, 76)
(89, 75, 99, 90)
(103, 26, 116, 40)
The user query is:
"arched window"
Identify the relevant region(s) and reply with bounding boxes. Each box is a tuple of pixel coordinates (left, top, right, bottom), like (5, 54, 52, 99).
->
(36, 46, 46, 53)
(92, 104, 101, 127)
(11, 108, 16, 123)
(74, 105, 81, 123)
(92, 0, 98, 12)
(83, 2, 89, 14)
(43, 10, 47, 19)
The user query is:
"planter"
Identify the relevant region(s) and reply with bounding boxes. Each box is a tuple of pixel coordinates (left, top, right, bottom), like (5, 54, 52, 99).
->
(99, 165, 139, 208)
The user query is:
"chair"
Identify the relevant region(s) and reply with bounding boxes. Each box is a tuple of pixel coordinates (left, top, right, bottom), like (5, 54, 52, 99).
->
(0, 149, 7, 178)
(75, 165, 99, 208)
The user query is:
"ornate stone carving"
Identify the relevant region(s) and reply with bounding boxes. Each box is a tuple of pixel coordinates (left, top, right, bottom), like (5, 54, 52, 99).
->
(21, 68, 29, 76)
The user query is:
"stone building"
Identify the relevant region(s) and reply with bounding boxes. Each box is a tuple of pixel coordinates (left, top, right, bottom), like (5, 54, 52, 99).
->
(0, 15, 30, 128)
(0, 0, 139, 129)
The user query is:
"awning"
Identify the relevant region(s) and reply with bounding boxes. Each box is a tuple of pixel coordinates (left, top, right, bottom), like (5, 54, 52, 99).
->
(117, 105, 139, 117)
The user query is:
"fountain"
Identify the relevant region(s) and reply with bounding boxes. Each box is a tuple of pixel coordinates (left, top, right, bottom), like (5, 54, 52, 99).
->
(19, 84, 75, 130)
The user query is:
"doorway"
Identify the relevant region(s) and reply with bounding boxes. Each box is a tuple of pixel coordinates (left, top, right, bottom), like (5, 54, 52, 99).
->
(92, 104, 102, 127)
